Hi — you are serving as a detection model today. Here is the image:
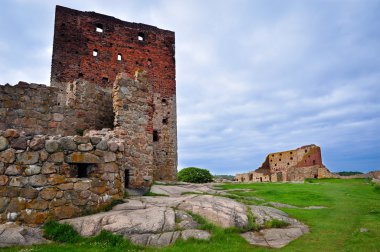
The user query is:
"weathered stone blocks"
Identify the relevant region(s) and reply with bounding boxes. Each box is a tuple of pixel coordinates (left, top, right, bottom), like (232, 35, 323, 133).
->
(0, 129, 125, 225)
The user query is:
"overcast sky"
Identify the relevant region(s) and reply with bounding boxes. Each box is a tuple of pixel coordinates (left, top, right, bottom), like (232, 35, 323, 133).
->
(1, 0, 379, 174)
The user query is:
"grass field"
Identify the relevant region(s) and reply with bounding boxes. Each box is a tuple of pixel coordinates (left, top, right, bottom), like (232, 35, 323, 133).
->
(2, 179, 380, 252)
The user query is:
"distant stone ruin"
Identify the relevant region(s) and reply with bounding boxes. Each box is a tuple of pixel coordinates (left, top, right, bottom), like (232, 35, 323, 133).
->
(0, 6, 177, 224)
(236, 145, 332, 182)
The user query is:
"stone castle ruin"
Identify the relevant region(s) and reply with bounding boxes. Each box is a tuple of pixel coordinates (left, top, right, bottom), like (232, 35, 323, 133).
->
(236, 145, 332, 182)
(0, 6, 177, 225)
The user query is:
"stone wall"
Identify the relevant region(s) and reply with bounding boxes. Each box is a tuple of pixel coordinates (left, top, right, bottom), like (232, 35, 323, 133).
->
(0, 81, 113, 136)
(235, 171, 270, 183)
(112, 72, 154, 188)
(0, 129, 125, 226)
(235, 145, 331, 183)
(51, 5, 177, 181)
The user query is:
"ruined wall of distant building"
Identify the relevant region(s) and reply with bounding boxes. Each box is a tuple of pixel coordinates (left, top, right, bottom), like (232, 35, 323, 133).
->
(235, 145, 332, 182)
(51, 6, 177, 181)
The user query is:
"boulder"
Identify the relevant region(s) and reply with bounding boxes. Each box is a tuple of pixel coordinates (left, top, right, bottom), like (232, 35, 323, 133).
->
(10, 136, 28, 150)
(5, 165, 23, 175)
(20, 187, 39, 199)
(40, 188, 59, 200)
(3, 129, 19, 138)
(29, 137, 45, 151)
(59, 137, 77, 151)
(178, 195, 249, 228)
(45, 140, 60, 153)
(241, 205, 309, 248)
(96, 140, 108, 151)
(175, 210, 199, 229)
(65, 152, 101, 163)
(28, 175, 48, 187)
(48, 152, 64, 163)
(0, 149, 15, 163)
(73, 135, 90, 144)
(61, 206, 175, 237)
(181, 229, 211, 240)
(78, 143, 93, 151)
(0, 136, 9, 151)
(112, 199, 146, 210)
(41, 162, 57, 174)
(16, 151, 39, 165)
(24, 165, 41, 176)
(0, 175, 9, 186)
(0, 223, 47, 247)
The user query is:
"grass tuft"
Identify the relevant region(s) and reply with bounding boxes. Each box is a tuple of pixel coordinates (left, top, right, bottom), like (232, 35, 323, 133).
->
(42, 220, 82, 243)
(263, 219, 290, 229)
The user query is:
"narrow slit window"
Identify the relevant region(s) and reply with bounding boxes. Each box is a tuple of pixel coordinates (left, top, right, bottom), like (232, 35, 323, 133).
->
(138, 32, 145, 41)
(93, 49, 98, 57)
(117, 53, 122, 61)
(153, 130, 159, 142)
(96, 24, 103, 33)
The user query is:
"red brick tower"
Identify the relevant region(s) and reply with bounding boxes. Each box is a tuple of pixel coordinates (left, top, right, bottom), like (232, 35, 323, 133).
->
(51, 6, 177, 181)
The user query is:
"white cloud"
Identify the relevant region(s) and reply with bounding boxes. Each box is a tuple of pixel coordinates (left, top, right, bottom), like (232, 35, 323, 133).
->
(0, 0, 379, 174)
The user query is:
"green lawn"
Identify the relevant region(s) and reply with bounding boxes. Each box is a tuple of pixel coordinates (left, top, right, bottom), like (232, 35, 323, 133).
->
(2, 179, 380, 252)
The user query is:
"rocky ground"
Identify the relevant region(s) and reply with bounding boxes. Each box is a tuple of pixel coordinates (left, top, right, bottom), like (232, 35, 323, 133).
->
(0, 182, 326, 248)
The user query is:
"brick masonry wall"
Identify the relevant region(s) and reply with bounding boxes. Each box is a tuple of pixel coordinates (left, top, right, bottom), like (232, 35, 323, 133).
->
(0, 81, 113, 136)
(51, 5, 177, 181)
(0, 129, 125, 226)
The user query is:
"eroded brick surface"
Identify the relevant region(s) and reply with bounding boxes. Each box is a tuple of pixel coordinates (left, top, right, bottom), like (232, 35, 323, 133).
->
(51, 5, 177, 181)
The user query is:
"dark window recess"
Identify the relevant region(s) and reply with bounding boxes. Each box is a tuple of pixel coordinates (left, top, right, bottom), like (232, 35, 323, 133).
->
(153, 130, 159, 142)
(162, 99, 167, 105)
(290, 157, 293, 160)
(93, 49, 98, 57)
(147, 58, 152, 67)
(138, 32, 145, 41)
(305, 149, 308, 153)
(102, 77, 109, 83)
(287, 162, 290, 165)
(313, 160, 316, 165)
(77, 164, 90, 178)
(124, 170, 129, 188)
(78, 73, 84, 78)
(96, 23, 103, 33)
(290, 152, 293, 154)
(162, 118, 168, 124)
(279, 159, 281, 161)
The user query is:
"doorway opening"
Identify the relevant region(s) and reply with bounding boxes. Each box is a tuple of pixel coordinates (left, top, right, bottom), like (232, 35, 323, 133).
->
(124, 170, 130, 188)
